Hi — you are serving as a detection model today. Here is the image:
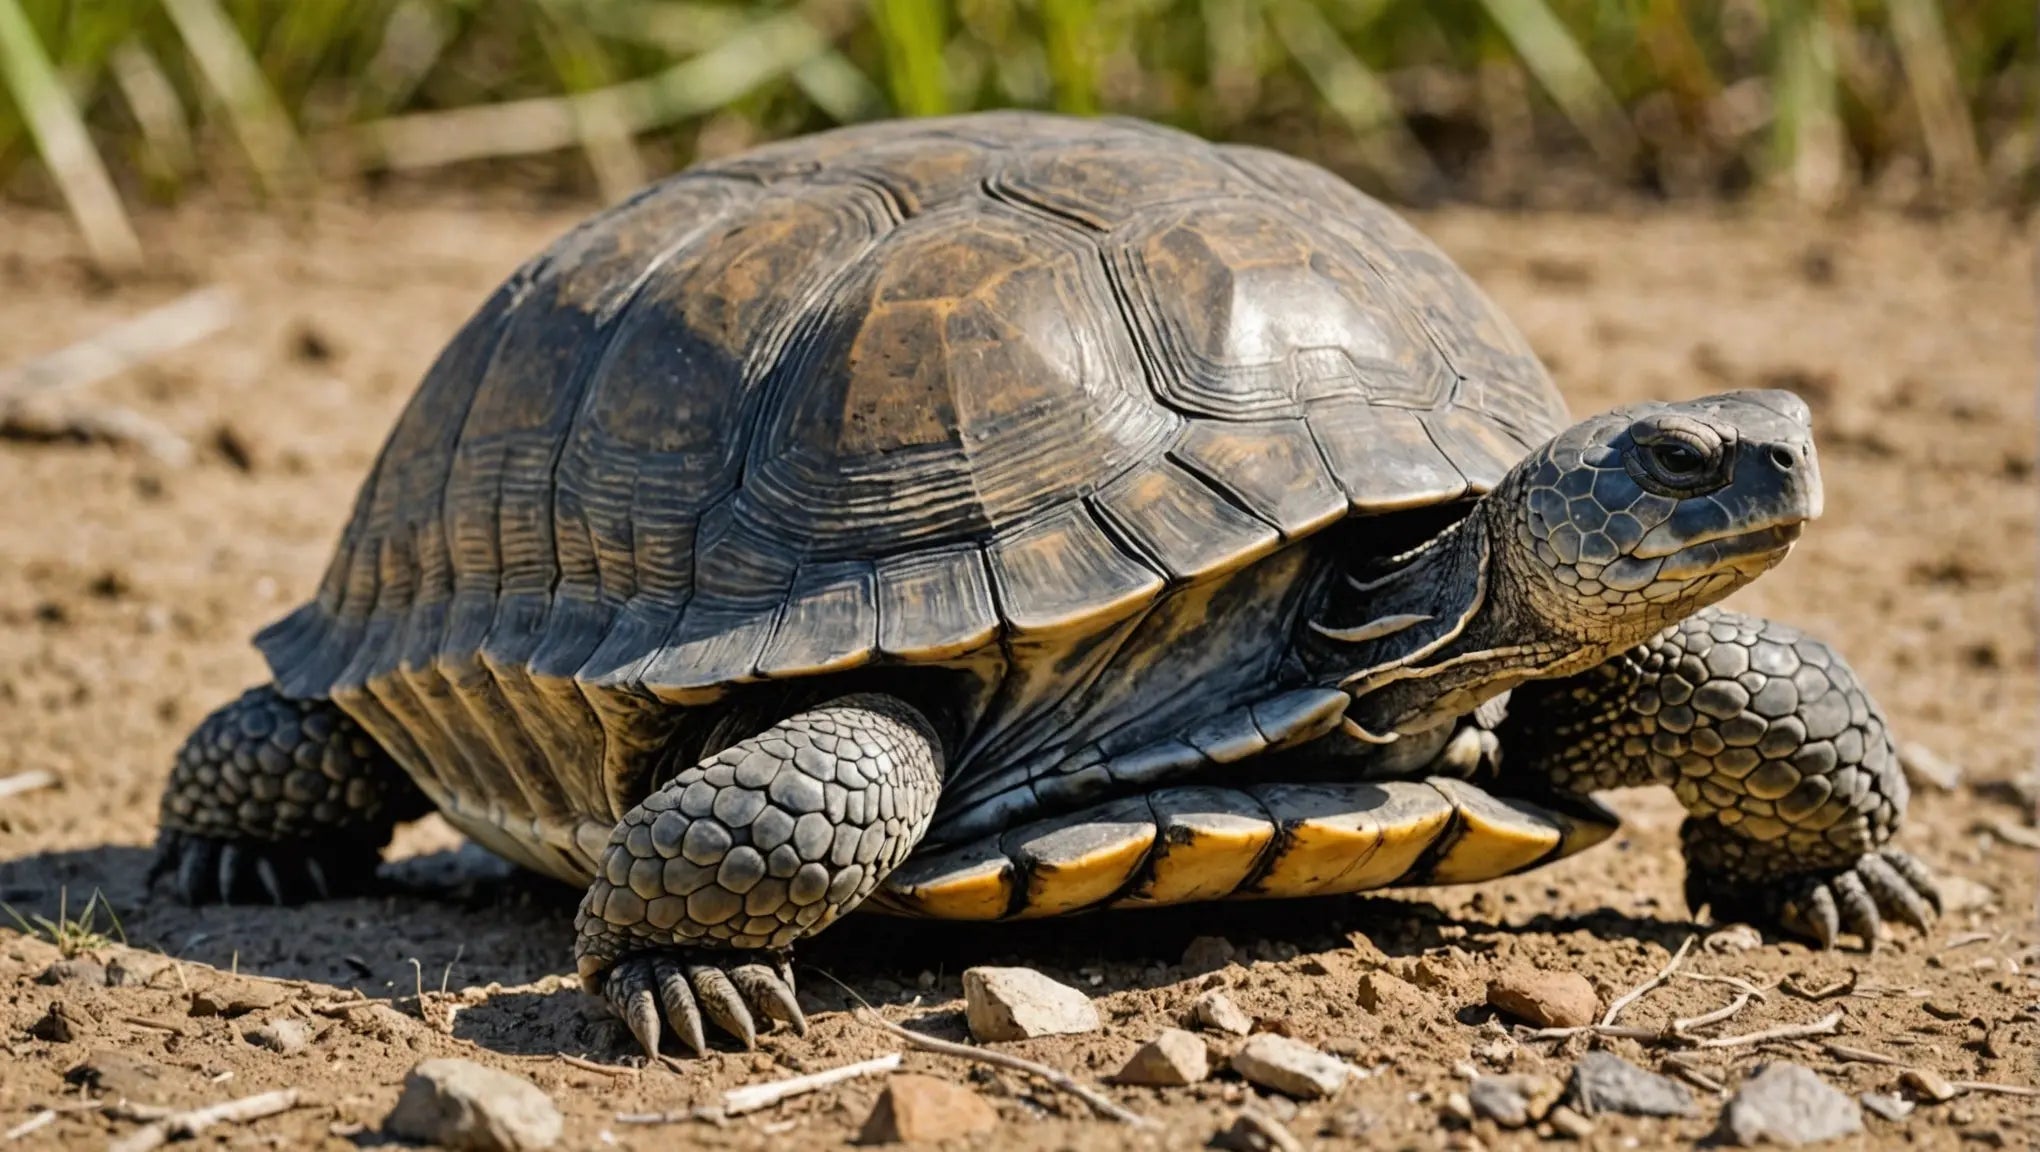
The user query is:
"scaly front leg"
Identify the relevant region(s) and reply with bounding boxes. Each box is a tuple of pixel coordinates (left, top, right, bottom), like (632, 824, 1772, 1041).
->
(575, 694, 944, 1057)
(1501, 607, 1940, 948)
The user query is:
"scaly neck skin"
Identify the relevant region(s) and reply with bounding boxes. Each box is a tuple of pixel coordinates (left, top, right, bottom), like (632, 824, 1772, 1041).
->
(1296, 490, 1680, 740)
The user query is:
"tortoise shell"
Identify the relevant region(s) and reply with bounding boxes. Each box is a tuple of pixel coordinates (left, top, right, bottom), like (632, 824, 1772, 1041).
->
(255, 111, 1572, 882)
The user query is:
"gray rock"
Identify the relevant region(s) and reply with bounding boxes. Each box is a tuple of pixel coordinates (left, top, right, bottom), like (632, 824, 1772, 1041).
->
(1112, 1028, 1208, 1086)
(1182, 936, 1238, 972)
(1191, 989, 1254, 1036)
(1228, 1034, 1351, 1100)
(1898, 742, 1962, 792)
(1722, 1063, 1863, 1147)
(384, 1058, 562, 1151)
(1469, 1073, 1563, 1128)
(962, 967, 1100, 1042)
(1860, 1092, 1914, 1123)
(243, 1018, 313, 1055)
(1569, 1051, 1696, 1117)
(36, 959, 108, 986)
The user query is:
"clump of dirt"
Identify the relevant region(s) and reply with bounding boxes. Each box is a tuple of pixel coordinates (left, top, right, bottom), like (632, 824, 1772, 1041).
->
(1, 198, 2033, 1150)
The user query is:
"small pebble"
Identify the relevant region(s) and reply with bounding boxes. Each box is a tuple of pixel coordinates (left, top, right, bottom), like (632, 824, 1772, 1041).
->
(857, 1074, 999, 1144)
(28, 1000, 93, 1043)
(243, 1018, 312, 1055)
(1214, 1108, 1303, 1152)
(1486, 968, 1599, 1029)
(1192, 990, 1254, 1036)
(1356, 969, 1428, 1014)
(1546, 1104, 1596, 1139)
(1469, 1073, 1563, 1128)
(961, 967, 1099, 1042)
(1706, 924, 1766, 953)
(1721, 1062, 1862, 1147)
(1899, 1068, 1958, 1103)
(384, 1058, 561, 1151)
(1861, 1092, 1915, 1122)
(1112, 1028, 1209, 1086)
(1228, 1034, 1351, 1100)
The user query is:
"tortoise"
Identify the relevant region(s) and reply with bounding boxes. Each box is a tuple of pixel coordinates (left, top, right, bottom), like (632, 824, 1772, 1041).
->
(152, 111, 1939, 1058)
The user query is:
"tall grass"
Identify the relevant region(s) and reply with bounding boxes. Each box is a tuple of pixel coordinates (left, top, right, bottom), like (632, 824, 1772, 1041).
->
(2, 0, 2033, 263)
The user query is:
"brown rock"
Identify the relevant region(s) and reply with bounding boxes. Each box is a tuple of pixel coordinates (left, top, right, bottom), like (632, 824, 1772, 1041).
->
(1192, 989, 1254, 1036)
(857, 1074, 999, 1144)
(1899, 1069, 1958, 1103)
(1356, 969, 1429, 1014)
(1487, 968, 1599, 1029)
(244, 1018, 314, 1054)
(1113, 1028, 1209, 1086)
(189, 981, 289, 1018)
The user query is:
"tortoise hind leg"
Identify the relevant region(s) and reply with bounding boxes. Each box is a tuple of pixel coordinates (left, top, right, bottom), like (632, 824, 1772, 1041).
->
(575, 694, 944, 1058)
(1500, 607, 1940, 949)
(151, 685, 431, 905)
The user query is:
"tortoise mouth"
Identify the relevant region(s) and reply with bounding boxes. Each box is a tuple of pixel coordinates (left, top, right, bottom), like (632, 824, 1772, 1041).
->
(1655, 520, 1802, 581)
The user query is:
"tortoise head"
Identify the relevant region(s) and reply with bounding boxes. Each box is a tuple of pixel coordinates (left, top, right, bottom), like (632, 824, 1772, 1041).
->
(1314, 389, 1822, 739)
(1499, 388, 1821, 642)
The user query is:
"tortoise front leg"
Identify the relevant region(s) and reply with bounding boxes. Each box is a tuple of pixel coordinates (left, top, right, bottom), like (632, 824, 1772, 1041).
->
(151, 685, 431, 904)
(575, 694, 944, 1058)
(1501, 607, 1940, 948)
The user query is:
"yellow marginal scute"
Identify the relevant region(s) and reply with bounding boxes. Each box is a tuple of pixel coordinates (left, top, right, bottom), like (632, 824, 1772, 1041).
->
(1244, 781, 1454, 897)
(1115, 787, 1275, 907)
(1422, 778, 1564, 884)
(1007, 797, 1158, 918)
(875, 840, 1016, 920)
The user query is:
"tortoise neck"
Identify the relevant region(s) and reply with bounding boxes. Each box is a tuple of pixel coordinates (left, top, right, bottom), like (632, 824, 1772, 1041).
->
(1300, 490, 1593, 739)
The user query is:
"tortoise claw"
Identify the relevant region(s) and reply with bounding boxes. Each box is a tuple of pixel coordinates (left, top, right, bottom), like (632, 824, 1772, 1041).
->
(1761, 849, 1940, 951)
(148, 829, 376, 907)
(600, 948, 803, 1059)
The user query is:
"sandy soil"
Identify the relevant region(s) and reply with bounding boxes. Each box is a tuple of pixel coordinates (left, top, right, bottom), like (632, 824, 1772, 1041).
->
(0, 192, 2034, 1150)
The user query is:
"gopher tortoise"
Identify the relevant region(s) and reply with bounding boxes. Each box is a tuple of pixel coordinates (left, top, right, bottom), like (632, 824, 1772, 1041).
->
(153, 111, 1938, 1058)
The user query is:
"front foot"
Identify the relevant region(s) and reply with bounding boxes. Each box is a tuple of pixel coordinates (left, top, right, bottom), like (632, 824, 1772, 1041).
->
(601, 948, 806, 1057)
(1687, 836, 1941, 950)
(149, 828, 382, 905)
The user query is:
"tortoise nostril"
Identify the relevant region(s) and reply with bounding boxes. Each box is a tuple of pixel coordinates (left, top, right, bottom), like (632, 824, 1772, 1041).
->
(1769, 445, 1795, 470)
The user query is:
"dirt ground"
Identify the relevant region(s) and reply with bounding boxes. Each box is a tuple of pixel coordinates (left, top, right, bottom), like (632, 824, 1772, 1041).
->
(0, 192, 2034, 1150)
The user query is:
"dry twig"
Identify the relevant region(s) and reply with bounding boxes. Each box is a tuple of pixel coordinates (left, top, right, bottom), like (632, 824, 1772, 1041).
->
(1, 1111, 54, 1142)
(1672, 992, 1755, 1034)
(1686, 1010, 1844, 1050)
(1603, 936, 1696, 1026)
(0, 288, 237, 401)
(856, 1010, 1152, 1128)
(1825, 1042, 1903, 1066)
(107, 1089, 300, 1152)
(560, 1054, 636, 1078)
(1949, 1081, 2040, 1098)
(0, 770, 56, 802)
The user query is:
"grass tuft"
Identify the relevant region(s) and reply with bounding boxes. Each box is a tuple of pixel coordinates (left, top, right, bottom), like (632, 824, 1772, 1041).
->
(0, 0, 2032, 263)
(3, 887, 127, 958)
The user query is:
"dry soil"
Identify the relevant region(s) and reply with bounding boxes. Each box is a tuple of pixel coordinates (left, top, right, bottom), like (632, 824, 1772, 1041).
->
(0, 193, 2034, 1150)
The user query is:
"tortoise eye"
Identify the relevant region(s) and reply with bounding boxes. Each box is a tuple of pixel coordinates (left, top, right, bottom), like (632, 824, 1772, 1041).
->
(1648, 442, 1703, 476)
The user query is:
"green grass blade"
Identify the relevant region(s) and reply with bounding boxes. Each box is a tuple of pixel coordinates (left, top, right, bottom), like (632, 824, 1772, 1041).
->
(534, 10, 647, 203)
(1267, 0, 1437, 199)
(1474, 0, 1637, 169)
(161, 0, 312, 198)
(1040, 0, 1098, 115)
(1887, 0, 1984, 194)
(354, 11, 831, 171)
(793, 50, 887, 124)
(0, 0, 139, 268)
(109, 38, 197, 184)
(871, 0, 949, 116)
(1770, 0, 1847, 206)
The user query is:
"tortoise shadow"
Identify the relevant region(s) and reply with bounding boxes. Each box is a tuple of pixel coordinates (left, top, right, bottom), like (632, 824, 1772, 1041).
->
(2, 840, 1698, 1060)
